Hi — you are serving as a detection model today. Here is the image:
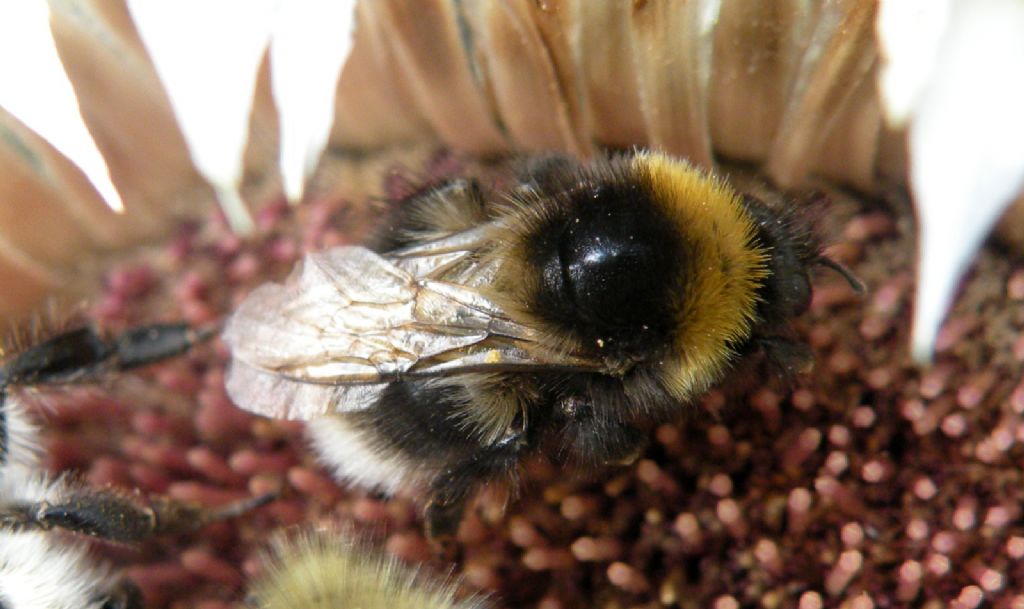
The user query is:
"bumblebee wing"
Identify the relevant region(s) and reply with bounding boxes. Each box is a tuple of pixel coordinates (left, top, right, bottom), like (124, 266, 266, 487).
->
(223, 238, 596, 421)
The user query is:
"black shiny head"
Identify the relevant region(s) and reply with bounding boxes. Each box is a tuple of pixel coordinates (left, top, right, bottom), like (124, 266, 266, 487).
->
(523, 174, 684, 358)
(740, 194, 820, 327)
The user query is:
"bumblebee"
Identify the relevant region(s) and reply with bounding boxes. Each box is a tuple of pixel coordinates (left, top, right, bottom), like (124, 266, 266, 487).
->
(246, 528, 489, 609)
(223, 152, 859, 541)
(0, 323, 270, 609)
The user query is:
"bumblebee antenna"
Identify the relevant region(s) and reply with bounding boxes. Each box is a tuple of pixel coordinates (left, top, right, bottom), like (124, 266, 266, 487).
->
(816, 256, 865, 293)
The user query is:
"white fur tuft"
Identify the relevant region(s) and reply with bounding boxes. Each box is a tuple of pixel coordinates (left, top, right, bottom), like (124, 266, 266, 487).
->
(0, 468, 116, 609)
(307, 416, 434, 496)
(0, 393, 43, 469)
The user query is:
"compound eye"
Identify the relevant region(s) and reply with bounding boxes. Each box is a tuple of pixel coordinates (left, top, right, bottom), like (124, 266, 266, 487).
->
(560, 193, 677, 331)
(782, 271, 812, 317)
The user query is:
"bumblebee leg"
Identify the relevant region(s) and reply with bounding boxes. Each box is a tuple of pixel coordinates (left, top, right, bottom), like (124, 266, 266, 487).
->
(424, 497, 467, 560)
(557, 395, 648, 466)
(755, 336, 815, 378)
(376, 178, 488, 249)
(113, 323, 214, 371)
(0, 323, 211, 387)
(0, 389, 12, 465)
(1, 327, 110, 386)
(99, 579, 144, 609)
(400, 178, 485, 224)
(515, 154, 578, 192)
(424, 431, 526, 552)
(0, 486, 273, 542)
(146, 491, 276, 536)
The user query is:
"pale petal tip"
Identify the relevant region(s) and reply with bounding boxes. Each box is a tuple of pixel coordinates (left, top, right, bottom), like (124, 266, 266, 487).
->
(909, 217, 980, 366)
(94, 176, 126, 214)
(278, 147, 310, 204)
(908, 218, 963, 366)
(282, 176, 305, 205)
(910, 296, 942, 365)
(214, 185, 255, 236)
(910, 250, 956, 365)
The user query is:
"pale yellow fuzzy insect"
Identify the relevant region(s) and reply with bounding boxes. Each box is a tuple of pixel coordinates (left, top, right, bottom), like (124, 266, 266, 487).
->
(246, 530, 490, 609)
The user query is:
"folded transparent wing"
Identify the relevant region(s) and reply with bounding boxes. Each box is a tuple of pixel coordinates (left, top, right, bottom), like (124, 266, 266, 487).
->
(223, 231, 595, 420)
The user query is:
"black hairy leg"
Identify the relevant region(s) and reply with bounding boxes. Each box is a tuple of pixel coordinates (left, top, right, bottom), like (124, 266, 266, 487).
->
(553, 393, 649, 467)
(339, 380, 529, 551)
(0, 390, 14, 467)
(754, 336, 815, 378)
(513, 154, 580, 192)
(99, 580, 144, 609)
(0, 322, 212, 388)
(0, 319, 269, 609)
(0, 322, 211, 466)
(0, 319, 275, 544)
(374, 177, 488, 250)
(0, 485, 274, 542)
(424, 430, 527, 555)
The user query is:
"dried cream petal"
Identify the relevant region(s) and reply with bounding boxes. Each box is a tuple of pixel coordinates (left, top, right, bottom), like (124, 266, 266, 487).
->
(0, 1, 123, 213)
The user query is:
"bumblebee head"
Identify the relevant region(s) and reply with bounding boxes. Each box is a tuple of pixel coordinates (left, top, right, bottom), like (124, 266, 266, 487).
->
(740, 193, 820, 326)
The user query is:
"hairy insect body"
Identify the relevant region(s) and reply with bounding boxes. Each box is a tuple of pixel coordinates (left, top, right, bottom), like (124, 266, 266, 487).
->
(0, 324, 266, 609)
(225, 153, 843, 540)
(246, 529, 489, 609)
